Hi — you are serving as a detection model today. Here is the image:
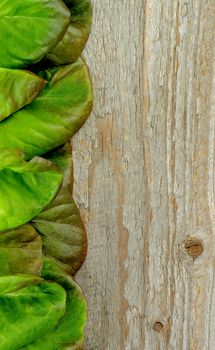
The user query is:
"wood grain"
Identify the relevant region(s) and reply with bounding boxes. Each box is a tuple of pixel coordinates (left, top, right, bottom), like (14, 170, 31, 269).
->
(73, 1, 215, 349)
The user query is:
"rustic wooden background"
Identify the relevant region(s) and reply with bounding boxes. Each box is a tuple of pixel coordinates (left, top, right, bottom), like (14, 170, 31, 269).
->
(73, 1, 215, 349)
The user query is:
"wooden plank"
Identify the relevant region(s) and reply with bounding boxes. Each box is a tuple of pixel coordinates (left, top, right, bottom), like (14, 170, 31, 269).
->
(73, 0, 215, 349)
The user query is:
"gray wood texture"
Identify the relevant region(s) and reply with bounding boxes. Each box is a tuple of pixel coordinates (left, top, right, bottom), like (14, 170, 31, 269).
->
(73, 1, 215, 349)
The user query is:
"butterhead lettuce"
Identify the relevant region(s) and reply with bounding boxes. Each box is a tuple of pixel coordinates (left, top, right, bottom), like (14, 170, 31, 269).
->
(0, 0, 93, 348)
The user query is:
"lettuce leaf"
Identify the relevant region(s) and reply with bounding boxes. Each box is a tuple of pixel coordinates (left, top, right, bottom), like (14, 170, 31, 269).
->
(0, 59, 93, 160)
(0, 0, 70, 68)
(21, 258, 87, 350)
(45, 143, 74, 191)
(0, 149, 62, 230)
(0, 68, 46, 121)
(46, 0, 92, 65)
(0, 224, 42, 276)
(33, 187, 87, 275)
(0, 274, 67, 350)
(33, 144, 87, 275)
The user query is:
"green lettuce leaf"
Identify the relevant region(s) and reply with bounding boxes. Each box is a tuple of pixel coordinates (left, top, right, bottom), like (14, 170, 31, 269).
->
(0, 0, 92, 348)
(0, 58, 93, 160)
(0, 149, 62, 231)
(46, 0, 92, 65)
(45, 143, 74, 191)
(33, 187, 87, 275)
(0, 274, 67, 350)
(0, 0, 70, 68)
(33, 144, 87, 275)
(21, 258, 87, 350)
(0, 68, 46, 121)
(0, 224, 42, 276)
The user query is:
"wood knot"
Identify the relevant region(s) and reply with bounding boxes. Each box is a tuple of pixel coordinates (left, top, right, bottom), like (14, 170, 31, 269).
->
(184, 238, 203, 260)
(153, 322, 163, 332)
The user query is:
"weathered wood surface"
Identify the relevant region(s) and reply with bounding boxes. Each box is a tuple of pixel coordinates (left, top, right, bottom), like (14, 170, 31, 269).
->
(73, 1, 215, 349)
